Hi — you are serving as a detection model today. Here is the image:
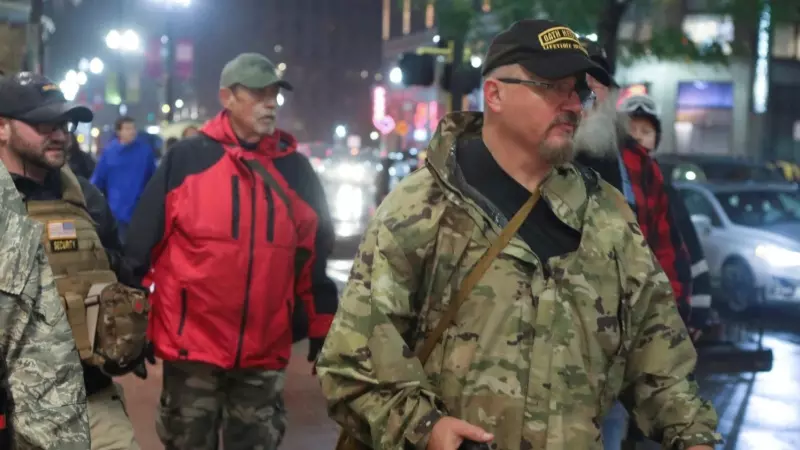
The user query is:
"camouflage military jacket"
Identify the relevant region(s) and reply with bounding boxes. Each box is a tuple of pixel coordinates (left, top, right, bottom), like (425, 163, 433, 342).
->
(318, 112, 721, 450)
(0, 163, 90, 450)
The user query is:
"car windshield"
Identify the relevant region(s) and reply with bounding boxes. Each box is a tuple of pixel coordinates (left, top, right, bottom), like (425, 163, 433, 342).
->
(715, 190, 800, 227)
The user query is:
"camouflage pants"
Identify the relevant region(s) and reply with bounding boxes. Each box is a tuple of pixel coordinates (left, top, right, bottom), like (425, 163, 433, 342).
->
(156, 360, 287, 450)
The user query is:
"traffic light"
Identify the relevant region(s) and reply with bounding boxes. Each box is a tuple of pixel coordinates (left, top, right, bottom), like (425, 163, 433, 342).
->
(396, 53, 436, 86)
(441, 64, 482, 95)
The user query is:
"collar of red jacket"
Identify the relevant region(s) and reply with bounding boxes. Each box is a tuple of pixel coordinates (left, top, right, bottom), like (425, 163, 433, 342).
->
(201, 110, 297, 158)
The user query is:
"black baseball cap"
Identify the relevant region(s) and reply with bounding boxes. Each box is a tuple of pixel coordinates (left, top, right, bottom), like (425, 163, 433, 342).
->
(578, 37, 619, 87)
(482, 19, 611, 87)
(0, 72, 93, 124)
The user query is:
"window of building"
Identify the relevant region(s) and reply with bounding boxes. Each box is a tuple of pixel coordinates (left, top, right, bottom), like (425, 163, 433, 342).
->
(382, 0, 391, 40)
(773, 24, 800, 60)
(403, 0, 411, 35)
(674, 81, 734, 155)
(425, 2, 435, 28)
(682, 14, 734, 54)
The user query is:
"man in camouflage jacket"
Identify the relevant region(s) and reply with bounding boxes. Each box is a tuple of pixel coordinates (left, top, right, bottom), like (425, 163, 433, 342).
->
(0, 160, 90, 449)
(316, 19, 720, 450)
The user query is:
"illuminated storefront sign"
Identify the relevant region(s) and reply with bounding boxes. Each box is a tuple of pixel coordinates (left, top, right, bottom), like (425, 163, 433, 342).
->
(753, 2, 770, 114)
(372, 86, 396, 135)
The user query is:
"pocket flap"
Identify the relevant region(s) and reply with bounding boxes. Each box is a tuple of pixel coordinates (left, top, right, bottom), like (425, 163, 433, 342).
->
(0, 211, 44, 297)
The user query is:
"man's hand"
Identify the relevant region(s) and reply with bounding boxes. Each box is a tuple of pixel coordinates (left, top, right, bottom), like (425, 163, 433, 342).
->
(426, 417, 493, 450)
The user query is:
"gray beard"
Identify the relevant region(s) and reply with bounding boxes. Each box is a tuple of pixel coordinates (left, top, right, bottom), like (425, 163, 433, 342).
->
(539, 140, 574, 166)
(573, 91, 628, 159)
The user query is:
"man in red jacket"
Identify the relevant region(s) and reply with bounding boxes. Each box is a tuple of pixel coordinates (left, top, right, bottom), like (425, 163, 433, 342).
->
(124, 53, 338, 450)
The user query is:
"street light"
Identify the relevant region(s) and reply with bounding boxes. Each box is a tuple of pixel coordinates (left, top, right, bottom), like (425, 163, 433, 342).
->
(174, 98, 184, 108)
(470, 55, 483, 68)
(389, 67, 403, 84)
(106, 29, 140, 52)
(89, 57, 104, 74)
(59, 80, 79, 101)
(277, 93, 285, 106)
(334, 125, 347, 139)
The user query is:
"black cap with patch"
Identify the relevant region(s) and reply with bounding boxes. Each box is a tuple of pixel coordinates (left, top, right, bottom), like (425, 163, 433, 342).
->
(0, 72, 93, 124)
(482, 19, 611, 86)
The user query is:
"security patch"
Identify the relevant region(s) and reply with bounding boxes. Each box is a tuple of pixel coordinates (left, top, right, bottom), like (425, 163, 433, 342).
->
(47, 220, 79, 253)
(50, 238, 79, 253)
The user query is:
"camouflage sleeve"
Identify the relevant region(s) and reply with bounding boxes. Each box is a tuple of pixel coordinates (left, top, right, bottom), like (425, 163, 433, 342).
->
(621, 225, 721, 449)
(0, 212, 90, 450)
(316, 218, 444, 450)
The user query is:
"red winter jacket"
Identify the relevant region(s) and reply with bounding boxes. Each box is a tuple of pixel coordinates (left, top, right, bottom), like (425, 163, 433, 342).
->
(125, 112, 337, 369)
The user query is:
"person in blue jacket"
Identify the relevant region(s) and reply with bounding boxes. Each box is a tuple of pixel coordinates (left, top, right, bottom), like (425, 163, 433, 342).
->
(91, 116, 156, 242)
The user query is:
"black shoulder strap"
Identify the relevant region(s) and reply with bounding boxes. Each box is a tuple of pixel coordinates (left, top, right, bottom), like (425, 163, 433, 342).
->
(198, 132, 296, 219)
(242, 159, 295, 220)
(573, 163, 600, 194)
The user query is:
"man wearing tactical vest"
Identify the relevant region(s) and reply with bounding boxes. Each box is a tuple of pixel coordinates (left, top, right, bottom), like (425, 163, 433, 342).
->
(0, 72, 150, 450)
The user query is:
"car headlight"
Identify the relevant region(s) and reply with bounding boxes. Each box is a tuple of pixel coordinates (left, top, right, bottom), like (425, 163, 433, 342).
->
(334, 163, 366, 182)
(755, 244, 800, 268)
(333, 184, 364, 221)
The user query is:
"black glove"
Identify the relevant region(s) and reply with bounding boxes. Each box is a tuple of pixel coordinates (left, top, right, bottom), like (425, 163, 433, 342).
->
(144, 341, 156, 364)
(308, 338, 324, 375)
(131, 361, 148, 380)
(130, 342, 157, 380)
(307, 337, 324, 363)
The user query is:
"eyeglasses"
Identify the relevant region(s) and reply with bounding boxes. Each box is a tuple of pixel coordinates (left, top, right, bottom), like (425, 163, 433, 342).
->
(495, 77, 594, 105)
(618, 95, 660, 116)
(22, 121, 71, 135)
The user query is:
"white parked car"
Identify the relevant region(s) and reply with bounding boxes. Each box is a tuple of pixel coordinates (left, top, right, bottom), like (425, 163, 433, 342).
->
(674, 182, 800, 312)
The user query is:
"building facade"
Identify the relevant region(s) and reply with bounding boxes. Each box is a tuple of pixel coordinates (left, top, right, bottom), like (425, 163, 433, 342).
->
(768, 22, 800, 161)
(46, 0, 382, 144)
(377, 0, 492, 154)
(0, 0, 32, 74)
(380, 0, 800, 162)
(615, 1, 800, 162)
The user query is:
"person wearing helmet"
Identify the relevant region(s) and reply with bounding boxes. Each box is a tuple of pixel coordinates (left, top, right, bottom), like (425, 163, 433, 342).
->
(619, 93, 714, 330)
(573, 42, 696, 450)
(618, 94, 661, 151)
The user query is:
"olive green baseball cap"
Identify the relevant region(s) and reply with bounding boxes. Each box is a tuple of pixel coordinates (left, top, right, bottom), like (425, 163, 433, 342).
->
(219, 53, 293, 91)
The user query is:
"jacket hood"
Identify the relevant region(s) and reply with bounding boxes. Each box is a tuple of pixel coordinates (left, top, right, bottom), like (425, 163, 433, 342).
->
(0, 161, 25, 214)
(424, 111, 592, 232)
(573, 90, 630, 160)
(201, 111, 297, 158)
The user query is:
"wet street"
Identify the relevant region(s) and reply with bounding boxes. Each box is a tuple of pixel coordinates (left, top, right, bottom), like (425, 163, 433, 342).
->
(119, 256, 800, 450)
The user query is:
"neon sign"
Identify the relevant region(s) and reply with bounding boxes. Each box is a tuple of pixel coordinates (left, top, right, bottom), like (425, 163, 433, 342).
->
(428, 101, 439, 126)
(414, 103, 427, 130)
(372, 86, 396, 135)
(752, 3, 770, 114)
